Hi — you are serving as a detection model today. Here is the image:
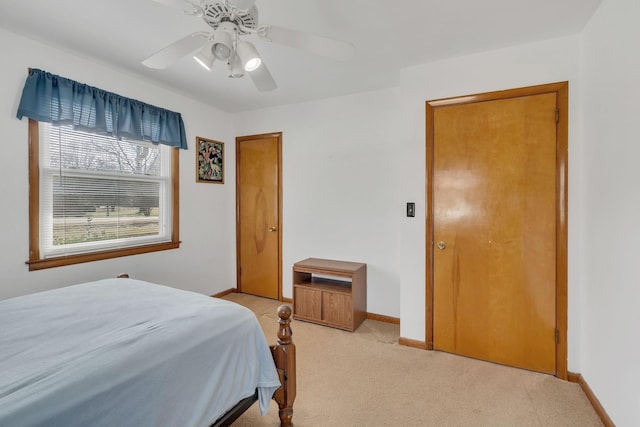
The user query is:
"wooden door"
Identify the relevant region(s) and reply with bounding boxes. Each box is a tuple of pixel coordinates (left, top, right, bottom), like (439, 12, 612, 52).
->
(426, 83, 568, 376)
(236, 133, 282, 299)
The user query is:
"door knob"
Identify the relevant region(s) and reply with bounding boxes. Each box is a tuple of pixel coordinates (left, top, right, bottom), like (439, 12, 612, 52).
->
(268, 226, 277, 232)
(436, 241, 446, 250)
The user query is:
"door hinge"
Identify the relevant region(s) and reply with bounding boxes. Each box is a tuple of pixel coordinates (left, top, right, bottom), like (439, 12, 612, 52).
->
(555, 329, 559, 344)
(555, 108, 560, 123)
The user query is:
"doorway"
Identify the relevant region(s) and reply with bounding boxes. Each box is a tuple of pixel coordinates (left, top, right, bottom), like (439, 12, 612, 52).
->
(236, 132, 282, 300)
(425, 82, 568, 378)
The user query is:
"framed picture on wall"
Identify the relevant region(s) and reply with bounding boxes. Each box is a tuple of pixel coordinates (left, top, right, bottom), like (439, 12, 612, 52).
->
(196, 137, 224, 184)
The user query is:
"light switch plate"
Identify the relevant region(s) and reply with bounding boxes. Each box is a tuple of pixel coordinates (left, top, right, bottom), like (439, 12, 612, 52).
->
(406, 202, 415, 217)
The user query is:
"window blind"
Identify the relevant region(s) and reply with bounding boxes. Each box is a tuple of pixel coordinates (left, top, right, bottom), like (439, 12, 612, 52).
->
(40, 123, 172, 257)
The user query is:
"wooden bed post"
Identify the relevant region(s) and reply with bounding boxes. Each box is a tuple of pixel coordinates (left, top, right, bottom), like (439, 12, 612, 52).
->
(271, 305, 296, 427)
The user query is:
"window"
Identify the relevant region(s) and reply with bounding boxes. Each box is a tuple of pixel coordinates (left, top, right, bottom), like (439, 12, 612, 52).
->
(27, 119, 180, 270)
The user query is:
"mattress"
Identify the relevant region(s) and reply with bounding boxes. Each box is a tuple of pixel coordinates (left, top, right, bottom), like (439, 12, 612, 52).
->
(0, 278, 281, 426)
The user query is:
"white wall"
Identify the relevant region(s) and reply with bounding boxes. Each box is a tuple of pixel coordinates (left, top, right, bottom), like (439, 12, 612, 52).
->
(234, 36, 586, 364)
(392, 37, 582, 369)
(580, 0, 640, 424)
(234, 88, 403, 317)
(0, 28, 238, 299)
(396, 36, 584, 369)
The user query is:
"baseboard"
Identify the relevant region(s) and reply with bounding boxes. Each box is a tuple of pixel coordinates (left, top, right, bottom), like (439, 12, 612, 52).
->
(567, 372, 615, 427)
(211, 288, 237, 298)
(216, 290, 293, 303)
(228, 295, 398, 328)
(366, 312, 400, 324)
(398, 337, 428, 350)
(215, 290, 294, 302)
(222, 296, 397, 327)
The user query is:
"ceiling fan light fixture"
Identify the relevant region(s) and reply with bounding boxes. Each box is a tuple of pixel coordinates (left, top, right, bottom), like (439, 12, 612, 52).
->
(214, 42, 231, 60)
(144, 1, 355, 92)
(236, 41, 262, 72)
(227, 53, 245, 78)
(212, 27, 234, 61)
(193, 43, 215, 70)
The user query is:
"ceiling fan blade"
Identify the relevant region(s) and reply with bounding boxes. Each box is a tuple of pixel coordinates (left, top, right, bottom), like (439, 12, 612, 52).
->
(260, 25, 354, 61)
(150, 0, 187, 8)
(247, 61, 277, 92)
(150, 0, 201, 13)
(142, 32, 207, 69)
(226, 0, 256, 11)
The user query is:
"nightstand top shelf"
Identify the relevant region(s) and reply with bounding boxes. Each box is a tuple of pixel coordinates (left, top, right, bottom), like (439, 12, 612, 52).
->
(293, 258, 365, 275)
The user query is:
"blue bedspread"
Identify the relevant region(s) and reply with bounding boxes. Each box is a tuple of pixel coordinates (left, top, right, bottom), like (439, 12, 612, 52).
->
(0, 278, 281, 426)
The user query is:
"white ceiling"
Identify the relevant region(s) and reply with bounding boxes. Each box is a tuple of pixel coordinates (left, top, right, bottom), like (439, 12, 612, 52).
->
(0, 0, 601, 113)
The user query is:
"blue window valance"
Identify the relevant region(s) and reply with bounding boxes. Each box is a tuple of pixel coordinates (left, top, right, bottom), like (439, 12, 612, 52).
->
(16, 68, 188, 150)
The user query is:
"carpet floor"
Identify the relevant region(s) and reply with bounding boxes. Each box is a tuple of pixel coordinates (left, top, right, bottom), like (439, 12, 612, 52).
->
(223, 292, 602, 427)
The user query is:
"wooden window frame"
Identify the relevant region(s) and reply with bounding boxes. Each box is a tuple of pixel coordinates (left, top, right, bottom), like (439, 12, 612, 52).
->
(26, 119, 180, 271)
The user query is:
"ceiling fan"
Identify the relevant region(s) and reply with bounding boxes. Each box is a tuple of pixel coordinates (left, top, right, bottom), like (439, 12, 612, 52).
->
(143, 0, 355, 92)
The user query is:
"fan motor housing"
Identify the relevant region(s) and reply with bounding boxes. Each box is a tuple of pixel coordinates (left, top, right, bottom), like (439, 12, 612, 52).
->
(202, 1, 258, 34)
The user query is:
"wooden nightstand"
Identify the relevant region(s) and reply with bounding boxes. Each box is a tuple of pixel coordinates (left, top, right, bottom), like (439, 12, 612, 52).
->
(292, 258, 366, 332)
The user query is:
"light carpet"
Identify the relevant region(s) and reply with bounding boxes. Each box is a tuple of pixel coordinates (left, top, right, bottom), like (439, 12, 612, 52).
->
(223, 293, 602, 427)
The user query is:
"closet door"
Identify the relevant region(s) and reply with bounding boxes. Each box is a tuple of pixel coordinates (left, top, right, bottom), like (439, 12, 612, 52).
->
(429, 88, 562, 374)
(236, 133, 282, 300)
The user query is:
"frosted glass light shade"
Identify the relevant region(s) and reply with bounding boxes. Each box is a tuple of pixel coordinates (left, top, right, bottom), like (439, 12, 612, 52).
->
(236, 41, 262, 72)
(212, 30, 233, 60)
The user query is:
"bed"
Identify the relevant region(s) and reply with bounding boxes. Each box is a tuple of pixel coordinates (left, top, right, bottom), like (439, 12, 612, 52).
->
(0, 276, 296, 426)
